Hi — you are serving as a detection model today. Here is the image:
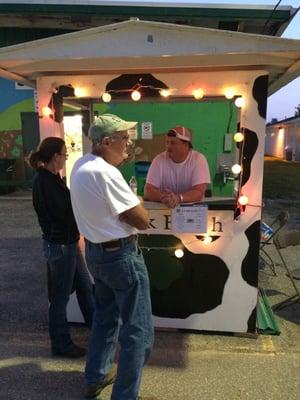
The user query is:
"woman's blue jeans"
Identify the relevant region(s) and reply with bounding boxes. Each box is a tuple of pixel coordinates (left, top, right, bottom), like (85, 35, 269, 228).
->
(85, 238, 154, 400)
(43, 240, 95, 354)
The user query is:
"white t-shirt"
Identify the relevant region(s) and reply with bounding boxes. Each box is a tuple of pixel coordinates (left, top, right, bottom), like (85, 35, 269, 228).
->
(70, 153, 140, 243)
(146, 150, 211, 194)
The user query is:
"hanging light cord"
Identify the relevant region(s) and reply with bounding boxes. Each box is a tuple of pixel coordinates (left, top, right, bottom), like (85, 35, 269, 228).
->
(261, 0, 282, 35)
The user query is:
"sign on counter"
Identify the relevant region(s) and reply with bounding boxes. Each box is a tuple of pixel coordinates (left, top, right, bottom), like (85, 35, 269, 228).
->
(139, 202, 234, 236)
(171, 204, 208, 233)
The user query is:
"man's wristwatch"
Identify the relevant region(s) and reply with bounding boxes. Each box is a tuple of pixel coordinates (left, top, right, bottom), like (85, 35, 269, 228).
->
(179, 193, 184, 203)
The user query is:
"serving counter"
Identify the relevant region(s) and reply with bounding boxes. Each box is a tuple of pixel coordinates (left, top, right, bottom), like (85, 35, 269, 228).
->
(138, 199, 258, 334)
(68, 197, 259, 334)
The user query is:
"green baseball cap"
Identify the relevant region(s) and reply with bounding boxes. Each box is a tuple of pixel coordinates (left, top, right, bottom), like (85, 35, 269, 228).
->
(89, 113, 137, 143)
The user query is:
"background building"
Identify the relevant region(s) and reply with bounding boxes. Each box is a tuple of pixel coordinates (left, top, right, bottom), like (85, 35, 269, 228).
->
(265, 115, 300, 161)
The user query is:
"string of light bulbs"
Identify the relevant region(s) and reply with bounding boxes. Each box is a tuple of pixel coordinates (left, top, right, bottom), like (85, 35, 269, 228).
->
(41, 83, 246, 112)
(40, 82, 250, 223)
(140, 239, 214, 258)
(100, 85, 246, 104)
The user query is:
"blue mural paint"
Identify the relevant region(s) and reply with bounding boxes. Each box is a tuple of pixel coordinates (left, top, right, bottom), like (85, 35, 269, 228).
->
(0, 78, 33, 113)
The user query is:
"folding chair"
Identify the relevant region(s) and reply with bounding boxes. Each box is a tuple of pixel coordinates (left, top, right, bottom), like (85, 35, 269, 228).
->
(273, 229, 300, 310)
(259, 211, 289, 275)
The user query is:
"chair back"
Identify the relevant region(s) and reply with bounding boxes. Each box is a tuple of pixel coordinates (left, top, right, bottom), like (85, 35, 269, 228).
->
(275, 211, 290, 227)
(274, 229, 300, 250)
(260, 211, 289, 246)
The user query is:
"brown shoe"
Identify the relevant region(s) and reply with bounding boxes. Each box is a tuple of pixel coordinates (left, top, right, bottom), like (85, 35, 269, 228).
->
(84, 364, 117, 398)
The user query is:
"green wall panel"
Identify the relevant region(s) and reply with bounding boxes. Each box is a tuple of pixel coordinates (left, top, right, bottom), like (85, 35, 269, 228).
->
(93, 100, 237, 197)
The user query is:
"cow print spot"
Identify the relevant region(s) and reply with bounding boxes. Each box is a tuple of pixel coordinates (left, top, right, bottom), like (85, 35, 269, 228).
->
(145, 250, 229, 318)
(241, 220, 260, 288)
(252, 75, 268, 118)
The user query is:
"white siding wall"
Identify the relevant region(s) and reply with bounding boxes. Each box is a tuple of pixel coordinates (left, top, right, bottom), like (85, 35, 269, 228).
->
(265, 119, 300, 160)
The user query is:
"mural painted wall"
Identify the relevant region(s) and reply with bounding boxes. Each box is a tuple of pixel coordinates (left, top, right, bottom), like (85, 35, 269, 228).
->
(0, 78, 35, 179)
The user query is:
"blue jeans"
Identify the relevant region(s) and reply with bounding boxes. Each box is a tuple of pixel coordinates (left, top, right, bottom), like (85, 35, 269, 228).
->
(85, 238, 154, 400)
(43, 240, 95, 354)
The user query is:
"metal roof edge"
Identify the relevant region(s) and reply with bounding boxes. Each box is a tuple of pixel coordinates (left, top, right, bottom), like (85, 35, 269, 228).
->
(0, 1, 294, 11)
(0, 1, 294, 18)
(267, 115, 300, 126)
(279, 6, 300, 36)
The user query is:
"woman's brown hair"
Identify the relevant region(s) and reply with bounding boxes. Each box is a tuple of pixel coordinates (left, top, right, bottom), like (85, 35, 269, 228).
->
(27, 137, 65, 169)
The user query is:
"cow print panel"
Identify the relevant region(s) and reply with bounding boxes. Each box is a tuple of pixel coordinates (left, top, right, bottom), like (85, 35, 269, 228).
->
(247, 304, 257, 333)
(241, 127, 259, 186)
(106, 73, 168, 99)
(252, 75, 269, 119)
(147, 251, 229, 319)
(241, 220, 260, 288)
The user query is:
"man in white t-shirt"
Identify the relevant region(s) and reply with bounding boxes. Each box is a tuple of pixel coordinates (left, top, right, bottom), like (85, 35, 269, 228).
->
(70, 114, 154, 400)
(144, 125, 211, 208)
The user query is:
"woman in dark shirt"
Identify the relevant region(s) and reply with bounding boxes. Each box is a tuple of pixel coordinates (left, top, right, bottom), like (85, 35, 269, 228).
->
(29, 137, 94, 358)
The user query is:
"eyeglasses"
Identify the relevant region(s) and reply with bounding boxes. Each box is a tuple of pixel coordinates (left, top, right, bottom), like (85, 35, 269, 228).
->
(58, 153, 69, 158)
(111, 134, 131, 143)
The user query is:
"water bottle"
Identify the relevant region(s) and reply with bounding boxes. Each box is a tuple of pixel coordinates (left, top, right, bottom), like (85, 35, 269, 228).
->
(129, 176, 138, 195)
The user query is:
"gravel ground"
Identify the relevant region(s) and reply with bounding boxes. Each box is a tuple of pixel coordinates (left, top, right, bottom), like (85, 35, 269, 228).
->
(0, 191, 299, 400)
(262, 199, 300, 230)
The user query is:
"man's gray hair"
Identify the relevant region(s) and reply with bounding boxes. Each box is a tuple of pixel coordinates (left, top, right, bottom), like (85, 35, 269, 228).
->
(88, 125, 110, 145)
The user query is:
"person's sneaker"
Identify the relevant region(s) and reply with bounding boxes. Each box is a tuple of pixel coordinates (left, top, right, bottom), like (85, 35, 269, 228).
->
(52, 344, 86, 358)
(84, 364, 117, 398)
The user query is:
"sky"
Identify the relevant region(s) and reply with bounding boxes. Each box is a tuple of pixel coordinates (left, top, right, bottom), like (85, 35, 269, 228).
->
(264, 0, 300, 121)
(140, 0, 300, 122)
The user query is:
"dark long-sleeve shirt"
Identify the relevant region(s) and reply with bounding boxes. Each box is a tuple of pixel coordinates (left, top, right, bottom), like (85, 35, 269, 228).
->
(32, 167, 79, 244)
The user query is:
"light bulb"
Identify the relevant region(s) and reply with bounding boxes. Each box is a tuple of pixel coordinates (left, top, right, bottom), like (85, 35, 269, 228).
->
(224, 88, 235, 99)
(131, 90, 141, 101)
(234, 132, 244, 142)
(235, 97, 245, 108)
(203, 236, 213, 245)
(74, 87, 86, 97)
(159, 89, 170, 98)
(174, 248, 184, 258)
(192, 88, 204, 100)
(231, 164, 242, 174)
(238, 195, 248, 206)
(102, 92, 112, 103)
(42, 106, 52, 117)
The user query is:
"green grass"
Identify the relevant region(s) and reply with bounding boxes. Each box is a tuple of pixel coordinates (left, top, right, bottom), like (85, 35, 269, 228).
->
(263, 157, 300, 200)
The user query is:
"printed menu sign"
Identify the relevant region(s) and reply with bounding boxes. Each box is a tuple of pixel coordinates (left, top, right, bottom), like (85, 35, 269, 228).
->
(141, 122, 153, 139)
(171, 204, 208, 233)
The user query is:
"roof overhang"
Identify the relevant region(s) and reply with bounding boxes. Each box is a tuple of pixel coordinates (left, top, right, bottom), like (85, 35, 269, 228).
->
(0, 1, 296, 36)
(0, 19, 299, 95)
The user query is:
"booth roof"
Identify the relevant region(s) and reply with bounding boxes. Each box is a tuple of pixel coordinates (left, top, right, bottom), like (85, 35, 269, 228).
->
(0, 1, 295, 38)
(0, 19, 299, 95)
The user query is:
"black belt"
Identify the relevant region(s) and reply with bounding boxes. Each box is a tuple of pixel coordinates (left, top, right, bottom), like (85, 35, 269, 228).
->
(101, 234, 137, 250)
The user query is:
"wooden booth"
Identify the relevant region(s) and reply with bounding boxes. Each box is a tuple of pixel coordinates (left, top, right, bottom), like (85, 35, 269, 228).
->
(1, 20, 299, 334)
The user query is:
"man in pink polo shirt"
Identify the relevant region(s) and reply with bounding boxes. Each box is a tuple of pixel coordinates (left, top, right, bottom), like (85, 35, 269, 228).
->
(144, 126, 211, 208)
